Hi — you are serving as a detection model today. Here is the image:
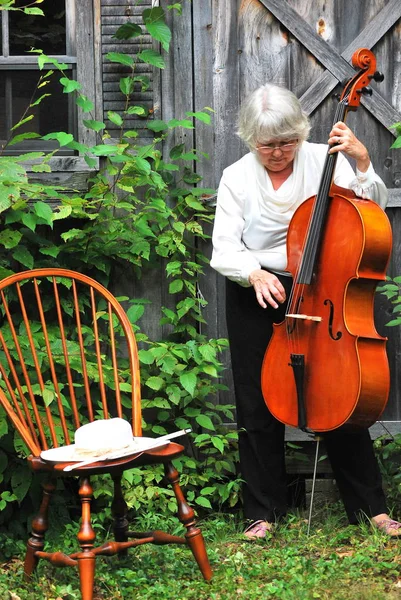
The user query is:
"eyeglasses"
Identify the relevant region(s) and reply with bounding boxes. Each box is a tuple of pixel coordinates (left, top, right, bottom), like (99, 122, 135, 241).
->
(256, 140, 299, 155)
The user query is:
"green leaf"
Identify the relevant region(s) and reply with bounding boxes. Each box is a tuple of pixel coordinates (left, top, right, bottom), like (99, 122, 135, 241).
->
(138, 349, 155, 365)
(137, 49, 165, 69)
(195, 496, 212, 509)
(180, 372, 197, 396)
(146, 376, 165, 391)
(12, 246, 34, 269)
(120, 77, 134, 96)
(11, 114, 34, 131)
(42, 388, 54, 406)
(91, 144, 122, 156)
(0, 229, 22, 249)
(107, 111, 123, 127)
(134, 157, 151, 175)
(30, 163, 52, 173)
(195, 414, 215, 431)
(61, 228, 84, 242)
(52, 205, 73, 221)
(59, 77, 81, 93)
(11, 466, 32, 503)
(8, 132, 41, 146)
(34, 201, 53, 225)
(147, 120, 168, 132)
(126, 105, 146, 116)
(30, 93, 51, 108)
(202, 365, 218, 377)
(76, 95, 94, 112)
(199, 344, 217, 361)
(106, 52, 135, 67)
(127, 304, 145, 323)
(169, 279, 183, 294)
(170, 144, 186, 159)
(83, 119, 105, 132)
(200, 486, 217, 496)
(24, 7, 44, 15)
(386, 318, 401, 326)
(113, 22, 143, 40)
(185, 110, 212, 124)
(211, 436, 225, 453)
(39, 245, 60, 258)
(168, 118, 194, 129)
(42, 132, 74, 147)
(185, 196, 207, 211)
(21, 212, 37, 231)
(143, 7, 171, 52)
(85, 156, 98, 168)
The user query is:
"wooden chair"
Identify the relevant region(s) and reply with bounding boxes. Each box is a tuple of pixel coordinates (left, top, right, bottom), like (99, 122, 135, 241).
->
(0, 268, 212, 599)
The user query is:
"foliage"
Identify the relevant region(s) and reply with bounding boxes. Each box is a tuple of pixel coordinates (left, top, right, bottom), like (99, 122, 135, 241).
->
(1, 509, 401, 599)
(377, 276, 401, 327)
(0, 0, 240, 525)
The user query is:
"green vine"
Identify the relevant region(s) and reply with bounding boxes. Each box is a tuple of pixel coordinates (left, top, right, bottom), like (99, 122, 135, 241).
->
(0, 0, 240, 525)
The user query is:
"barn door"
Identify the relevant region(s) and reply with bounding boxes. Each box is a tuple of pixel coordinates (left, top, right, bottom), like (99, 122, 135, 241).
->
(235, 0, 401, 426)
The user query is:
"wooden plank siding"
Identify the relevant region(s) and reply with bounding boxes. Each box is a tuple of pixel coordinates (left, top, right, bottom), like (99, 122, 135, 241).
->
(97, 0, 401, 429)
(156, 0, 401, 429)
(101, 0, 154, 138)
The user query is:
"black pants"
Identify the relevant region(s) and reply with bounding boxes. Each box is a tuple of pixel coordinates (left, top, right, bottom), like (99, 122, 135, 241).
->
(226, 276, 388, 524)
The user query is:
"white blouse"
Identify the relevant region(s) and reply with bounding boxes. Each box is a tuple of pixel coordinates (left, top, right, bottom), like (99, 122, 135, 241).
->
(210, 142, 388, 287)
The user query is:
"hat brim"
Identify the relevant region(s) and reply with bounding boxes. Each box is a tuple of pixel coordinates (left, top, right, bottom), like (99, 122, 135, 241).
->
(40, 437, 170, 465)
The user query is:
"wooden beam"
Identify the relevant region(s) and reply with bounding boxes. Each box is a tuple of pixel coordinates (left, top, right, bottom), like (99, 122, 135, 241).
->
(285, 421, 401, 442)
(300, 0, 401, 117)
(258, 0, 401, 131)
(387, 188, 401, 208)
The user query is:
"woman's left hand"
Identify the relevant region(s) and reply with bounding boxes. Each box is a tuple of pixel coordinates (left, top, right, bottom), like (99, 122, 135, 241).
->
(328, 121, 370, 173)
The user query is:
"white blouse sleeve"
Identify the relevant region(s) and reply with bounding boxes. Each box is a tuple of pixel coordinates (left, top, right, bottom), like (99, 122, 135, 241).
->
(210, 174, 260, 287)
(333, 152, 388, 209)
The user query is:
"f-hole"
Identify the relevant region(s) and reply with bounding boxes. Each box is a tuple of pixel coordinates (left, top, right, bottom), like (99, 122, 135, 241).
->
(324, 299, 342, 341)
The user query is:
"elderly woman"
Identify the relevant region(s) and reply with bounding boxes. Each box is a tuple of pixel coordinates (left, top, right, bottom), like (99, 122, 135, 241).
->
(211, 83, 400, 538)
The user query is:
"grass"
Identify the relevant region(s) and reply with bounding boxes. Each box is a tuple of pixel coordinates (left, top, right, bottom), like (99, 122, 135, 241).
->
(1, 505, 401, 599)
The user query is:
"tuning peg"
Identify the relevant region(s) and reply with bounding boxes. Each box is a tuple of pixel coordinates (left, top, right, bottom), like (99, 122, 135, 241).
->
(361, 86, 373, 96)
(368, 71, 384, 82)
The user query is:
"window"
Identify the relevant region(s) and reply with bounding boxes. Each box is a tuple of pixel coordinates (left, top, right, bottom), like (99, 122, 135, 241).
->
(0, 0, 78, 154)
(0, 0, 99, 171)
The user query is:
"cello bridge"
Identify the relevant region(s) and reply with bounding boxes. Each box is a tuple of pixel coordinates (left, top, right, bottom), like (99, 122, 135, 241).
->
(286, 313, 322, 322)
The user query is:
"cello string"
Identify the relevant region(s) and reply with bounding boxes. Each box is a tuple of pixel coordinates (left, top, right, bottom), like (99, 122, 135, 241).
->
(286, 97, 348, 358)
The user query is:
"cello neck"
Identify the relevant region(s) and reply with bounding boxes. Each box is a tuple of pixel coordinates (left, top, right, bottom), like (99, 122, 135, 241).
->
(296, 102, 348, 285)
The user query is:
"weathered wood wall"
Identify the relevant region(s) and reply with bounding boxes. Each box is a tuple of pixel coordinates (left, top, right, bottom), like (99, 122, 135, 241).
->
(157, 0, 401, 430)
(102, 0, 401, 429)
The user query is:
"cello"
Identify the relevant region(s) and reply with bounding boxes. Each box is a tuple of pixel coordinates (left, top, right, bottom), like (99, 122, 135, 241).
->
(261, 48, 392, 432)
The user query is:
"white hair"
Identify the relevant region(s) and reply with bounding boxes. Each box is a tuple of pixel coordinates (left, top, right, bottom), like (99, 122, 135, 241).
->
(237, 84, 311, 151)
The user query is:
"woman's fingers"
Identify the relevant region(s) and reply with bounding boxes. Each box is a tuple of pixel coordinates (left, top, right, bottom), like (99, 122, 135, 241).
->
(248, 269, 286, 309)
(327, 121, 369, 165)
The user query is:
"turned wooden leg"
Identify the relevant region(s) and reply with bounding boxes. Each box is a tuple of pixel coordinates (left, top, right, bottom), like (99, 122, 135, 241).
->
(111, 474, 129, 555)
(164, 462, 212, 581)
(24, 479, 56, 580)
(77, 477, 96, 600)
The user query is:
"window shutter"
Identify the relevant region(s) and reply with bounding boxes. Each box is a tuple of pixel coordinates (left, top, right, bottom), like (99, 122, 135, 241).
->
(101, 0, 156, 140)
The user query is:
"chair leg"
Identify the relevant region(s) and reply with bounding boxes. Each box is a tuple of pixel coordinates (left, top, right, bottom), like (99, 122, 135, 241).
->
(111, 474, 129, 555)
(24, 479, 56, 580)
(77, 477, 96, 600)
(164, 462, 212, 581)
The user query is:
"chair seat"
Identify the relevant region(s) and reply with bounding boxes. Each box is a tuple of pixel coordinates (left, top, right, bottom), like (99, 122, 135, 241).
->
(28, 442, 185, 475)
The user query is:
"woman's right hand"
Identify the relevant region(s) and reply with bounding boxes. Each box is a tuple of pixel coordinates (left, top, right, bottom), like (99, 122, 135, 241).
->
(248, 269, 286, 309)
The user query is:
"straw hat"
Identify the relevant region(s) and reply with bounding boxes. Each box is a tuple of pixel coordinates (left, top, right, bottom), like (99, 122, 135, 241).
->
(40, 418, 155, 464)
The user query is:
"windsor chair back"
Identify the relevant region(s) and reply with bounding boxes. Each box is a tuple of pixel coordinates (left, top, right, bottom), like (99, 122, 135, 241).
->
(0, 268, 212, 600)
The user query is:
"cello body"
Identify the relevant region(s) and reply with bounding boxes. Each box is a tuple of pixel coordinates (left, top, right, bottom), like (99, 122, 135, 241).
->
(261, 184, 392, 431)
